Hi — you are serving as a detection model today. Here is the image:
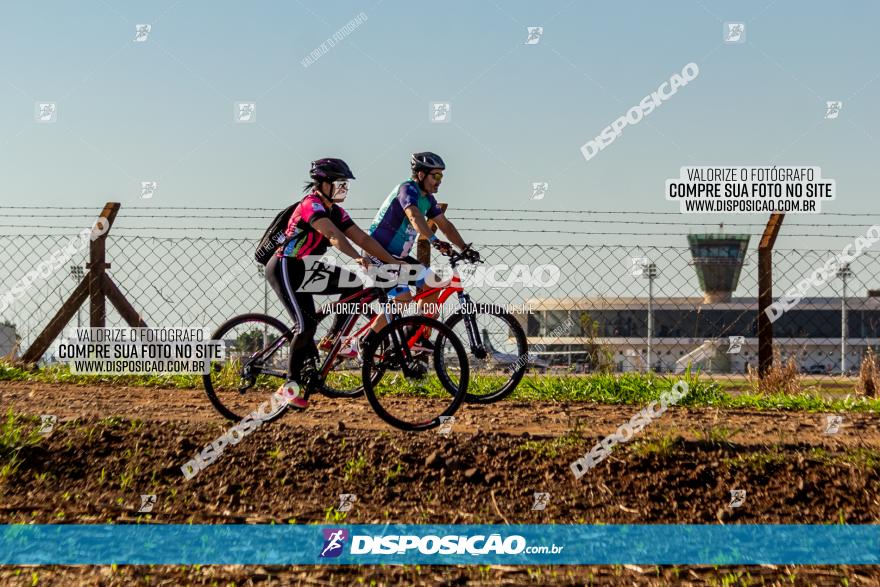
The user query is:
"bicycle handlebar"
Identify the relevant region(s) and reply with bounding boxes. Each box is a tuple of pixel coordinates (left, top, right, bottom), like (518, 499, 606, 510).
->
(443, 243, 482, 267)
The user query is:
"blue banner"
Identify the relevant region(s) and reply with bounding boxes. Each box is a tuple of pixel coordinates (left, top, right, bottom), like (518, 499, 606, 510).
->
(1, 524, 878, 565)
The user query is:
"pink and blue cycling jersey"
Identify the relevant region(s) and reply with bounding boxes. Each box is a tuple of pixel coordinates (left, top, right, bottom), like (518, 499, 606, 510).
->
(368, 180, 443, 257)
(277, 192, 355, 259)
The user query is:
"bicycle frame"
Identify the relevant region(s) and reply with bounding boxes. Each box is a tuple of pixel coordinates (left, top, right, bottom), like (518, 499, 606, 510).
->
(316, 285, 419, 380)
(316, 251, 487, 377)
(404, 260, 488, 359)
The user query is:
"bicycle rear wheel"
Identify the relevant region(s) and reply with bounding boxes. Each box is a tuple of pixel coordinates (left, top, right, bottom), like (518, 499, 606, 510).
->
(360, 315, 469, 431)
(202, 313, 293, 424)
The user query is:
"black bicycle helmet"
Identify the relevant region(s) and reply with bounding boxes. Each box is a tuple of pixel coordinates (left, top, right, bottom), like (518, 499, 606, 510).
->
(310, 158, 356, 182)
(411, 152, 446, 173)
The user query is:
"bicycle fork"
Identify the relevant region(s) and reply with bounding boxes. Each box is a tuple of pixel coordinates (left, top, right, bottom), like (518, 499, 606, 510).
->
(457, 292, 488, 359)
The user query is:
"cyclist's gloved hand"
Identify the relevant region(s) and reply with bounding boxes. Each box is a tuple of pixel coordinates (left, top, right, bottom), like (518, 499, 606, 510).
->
(430, 237, 453, 255)
(463, 248, 481, 263)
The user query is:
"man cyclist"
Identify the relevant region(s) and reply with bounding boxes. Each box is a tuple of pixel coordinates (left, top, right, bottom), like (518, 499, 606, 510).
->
(368, 152, 478, 314)
(265, 158, 398, 409)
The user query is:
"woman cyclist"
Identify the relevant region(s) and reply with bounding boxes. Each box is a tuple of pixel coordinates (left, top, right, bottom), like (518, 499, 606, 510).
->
(265, 158, 398, 408)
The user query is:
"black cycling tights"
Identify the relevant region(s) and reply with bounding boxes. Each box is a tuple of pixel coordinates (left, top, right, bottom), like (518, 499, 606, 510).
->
(265, 256, 363, 383)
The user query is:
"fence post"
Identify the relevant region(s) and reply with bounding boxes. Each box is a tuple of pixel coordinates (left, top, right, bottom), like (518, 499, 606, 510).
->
(758, 213, 785, 377)
(415, 202, 448, 266)
(88, 202, 119, 327)
(21, 202, 146, 364)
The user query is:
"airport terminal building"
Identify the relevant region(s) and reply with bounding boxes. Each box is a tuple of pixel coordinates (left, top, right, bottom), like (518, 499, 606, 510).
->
(521, 234, 880, 374)
(522, 295, 880, 374)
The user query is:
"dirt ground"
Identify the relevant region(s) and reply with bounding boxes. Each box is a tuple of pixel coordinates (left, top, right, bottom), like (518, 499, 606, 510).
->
(2, 381, 879, 585)
(2, 381, 878, 446)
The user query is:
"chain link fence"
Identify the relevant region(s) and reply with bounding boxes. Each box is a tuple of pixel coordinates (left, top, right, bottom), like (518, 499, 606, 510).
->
(2, 213, 879, 384)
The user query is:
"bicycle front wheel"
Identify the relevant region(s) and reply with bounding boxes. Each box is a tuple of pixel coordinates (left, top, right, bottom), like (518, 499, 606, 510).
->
(360, 316, 469, 431)
(442, 304, 528, 403)
(202, 313, 293, 424)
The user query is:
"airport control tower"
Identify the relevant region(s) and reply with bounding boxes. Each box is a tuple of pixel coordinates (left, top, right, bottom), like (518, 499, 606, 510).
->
(687, 233, 750, 303)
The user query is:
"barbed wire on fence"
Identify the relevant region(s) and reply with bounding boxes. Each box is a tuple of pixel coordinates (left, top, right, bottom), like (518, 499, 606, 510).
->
(0, 224, 870, 240)
(1, 210, 875, 228)
(1, 223, 878, 381)
(2, 205, 877, 218)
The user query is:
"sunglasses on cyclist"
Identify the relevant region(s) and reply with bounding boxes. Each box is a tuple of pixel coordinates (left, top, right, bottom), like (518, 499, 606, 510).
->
(427, 172, 443, 181)
(332, 180, 350, 192)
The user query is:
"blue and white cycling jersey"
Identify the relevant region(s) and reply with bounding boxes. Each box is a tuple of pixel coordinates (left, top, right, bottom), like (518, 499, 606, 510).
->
(368, 179, 443, 257)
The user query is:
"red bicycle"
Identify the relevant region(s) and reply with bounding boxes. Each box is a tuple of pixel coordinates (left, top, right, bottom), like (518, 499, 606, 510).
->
(203, 284, 471, 432)
(315, 245, 528, 403)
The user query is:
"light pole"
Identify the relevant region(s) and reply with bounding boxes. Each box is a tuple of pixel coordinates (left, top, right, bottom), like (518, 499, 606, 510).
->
(256, 264, 268, 347)
(69, 266, 84, 328)
(837, 263, 853, 375)
(567, 309, 572, 369)
(641, 262, 658, 372)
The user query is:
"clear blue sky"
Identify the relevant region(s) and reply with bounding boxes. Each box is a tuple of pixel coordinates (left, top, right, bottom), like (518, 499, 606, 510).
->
(1, 0, 878, 251)
(2, 0, 879, 344)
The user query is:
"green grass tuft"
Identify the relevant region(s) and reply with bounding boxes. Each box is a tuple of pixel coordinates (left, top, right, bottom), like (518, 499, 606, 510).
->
(0, 410, 45, 479)
(628, 433, 682, 458)
(4, 360, 880, 412)
(516, 429, 583, 459)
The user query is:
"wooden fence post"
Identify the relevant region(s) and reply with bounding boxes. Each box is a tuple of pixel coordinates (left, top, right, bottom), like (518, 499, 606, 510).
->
(758, 213, 785, 377)
(21, 202, 147, 364)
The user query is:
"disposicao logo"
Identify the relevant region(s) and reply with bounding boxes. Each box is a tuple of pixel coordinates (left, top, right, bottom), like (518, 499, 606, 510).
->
(319, 528, 349, 558)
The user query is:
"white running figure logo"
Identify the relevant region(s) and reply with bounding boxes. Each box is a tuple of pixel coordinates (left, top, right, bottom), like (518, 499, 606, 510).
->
(38, 415, 57, 436)
(825, 101, 842, 119)
(824, 414, 843, 435)
(321, 529, 346, 557)
(729, 489, 746, 508)
(532, 492, 550, 510)
(727, 336, 744, 354)
(525, 27, 543, 44)
(725, 23, 744, 42)
(337, 493, 357, 512)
